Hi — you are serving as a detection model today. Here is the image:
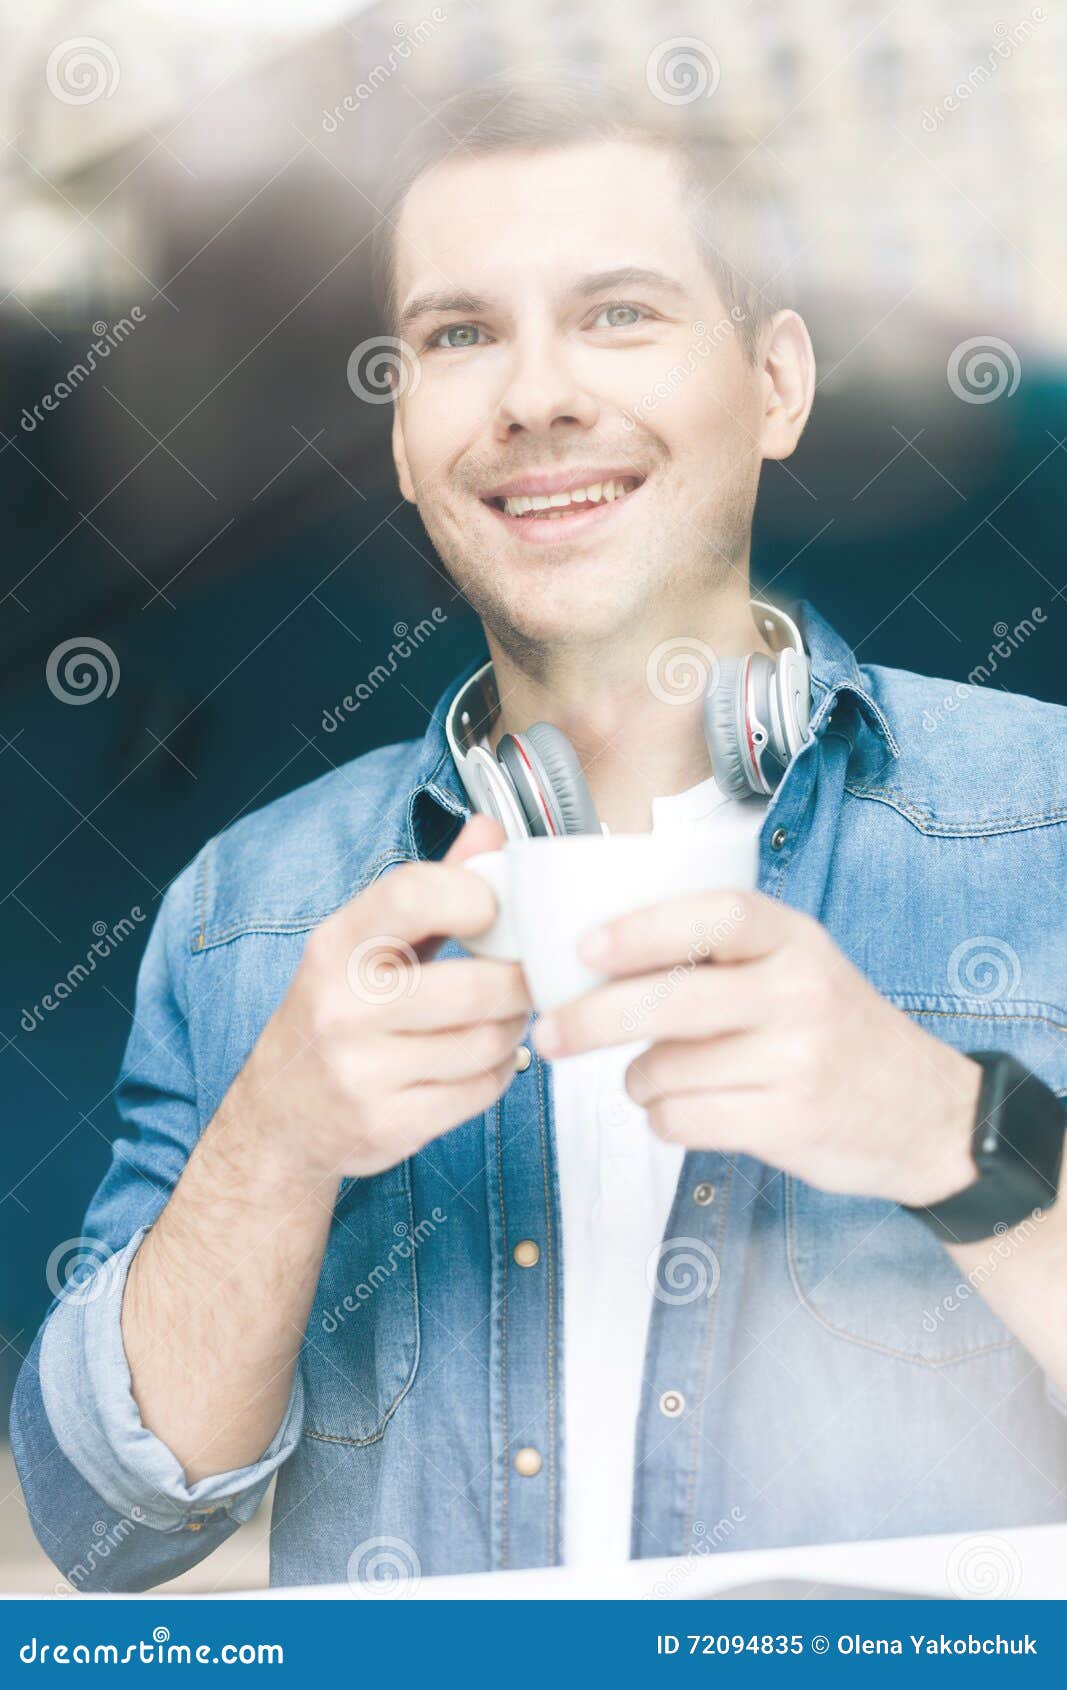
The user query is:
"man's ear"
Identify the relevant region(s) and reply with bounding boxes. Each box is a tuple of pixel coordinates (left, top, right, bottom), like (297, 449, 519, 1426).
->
(392, 402, 415, 503)
(758, 309, 816, 463)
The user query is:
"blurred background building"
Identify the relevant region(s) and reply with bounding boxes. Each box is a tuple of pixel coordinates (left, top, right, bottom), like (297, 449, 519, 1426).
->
(0, 0, 1064, 1588)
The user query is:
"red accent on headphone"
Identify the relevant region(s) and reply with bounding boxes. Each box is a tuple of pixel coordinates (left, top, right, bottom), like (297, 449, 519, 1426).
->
(740, 654, 762, 788)
(509, 736, 559, 835)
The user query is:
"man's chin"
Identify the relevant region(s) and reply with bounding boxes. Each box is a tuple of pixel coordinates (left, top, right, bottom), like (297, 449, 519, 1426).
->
(491, 595, 637, 654)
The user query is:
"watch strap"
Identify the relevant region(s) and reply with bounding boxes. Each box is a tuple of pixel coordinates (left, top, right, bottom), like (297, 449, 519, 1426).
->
(903, 1051, 1065, 1245)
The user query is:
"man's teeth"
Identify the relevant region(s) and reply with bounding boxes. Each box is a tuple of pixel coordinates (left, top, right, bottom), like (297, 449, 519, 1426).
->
(500, 477, 640, 517)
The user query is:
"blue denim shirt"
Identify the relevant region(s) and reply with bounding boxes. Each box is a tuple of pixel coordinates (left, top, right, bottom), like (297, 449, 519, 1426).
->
(12, 600, 1067, 1592)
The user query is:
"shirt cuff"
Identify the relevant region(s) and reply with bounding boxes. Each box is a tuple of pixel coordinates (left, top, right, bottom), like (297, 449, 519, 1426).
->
(39, 1225, 304, 1531)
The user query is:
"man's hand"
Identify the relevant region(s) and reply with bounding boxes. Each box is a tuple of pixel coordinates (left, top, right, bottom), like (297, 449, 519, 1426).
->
(531, 887, 982, 1208)
(123, 813, 529, 1484)
(241, 813, 532, 1185)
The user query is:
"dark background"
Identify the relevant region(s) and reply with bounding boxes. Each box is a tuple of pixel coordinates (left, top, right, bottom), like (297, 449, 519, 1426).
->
(2, 0, 1065, 1417)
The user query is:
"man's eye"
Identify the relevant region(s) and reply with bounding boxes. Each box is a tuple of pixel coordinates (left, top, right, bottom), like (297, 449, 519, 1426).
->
(592, 303, 649, 329)
(427, 322, 484, 350)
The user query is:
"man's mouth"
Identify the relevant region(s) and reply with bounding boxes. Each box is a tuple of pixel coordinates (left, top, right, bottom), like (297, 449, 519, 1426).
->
(485, 475, 644, 520)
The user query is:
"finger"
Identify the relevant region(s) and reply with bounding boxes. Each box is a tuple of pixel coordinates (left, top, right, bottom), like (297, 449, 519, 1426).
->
(536, 956, 772, 1058)
(333, 1053, 519, 1175)
(645, 1087, 773, 1154)
(341, 848, 505, 958)
(388, 1016, 530, 1083)
(576, 887, 793, 978)
(394, 1054, 520, 1152)
(384, 956, 532, 1031)
(413, 817, 509, 964)
(443, 814, 507, 865)
(625, 1032, 773, 1106)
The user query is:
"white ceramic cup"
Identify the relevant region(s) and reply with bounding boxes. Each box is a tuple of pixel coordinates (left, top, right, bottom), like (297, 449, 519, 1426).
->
(460, 828, 759, 1011)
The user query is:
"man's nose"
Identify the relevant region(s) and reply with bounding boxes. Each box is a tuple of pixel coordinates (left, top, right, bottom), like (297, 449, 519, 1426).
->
(492, 330, 600, 440)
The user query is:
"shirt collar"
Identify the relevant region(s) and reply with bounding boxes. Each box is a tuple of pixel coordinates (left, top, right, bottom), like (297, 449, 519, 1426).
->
(793, 597, 900, 754)
(404, 599, 899, 859)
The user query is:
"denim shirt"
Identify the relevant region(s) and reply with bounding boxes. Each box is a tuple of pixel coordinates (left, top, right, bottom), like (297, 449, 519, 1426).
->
(12, 600, 1067, 1593)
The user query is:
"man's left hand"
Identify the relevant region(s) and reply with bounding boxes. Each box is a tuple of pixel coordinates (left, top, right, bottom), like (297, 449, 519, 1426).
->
(531, 889, 982, 1207)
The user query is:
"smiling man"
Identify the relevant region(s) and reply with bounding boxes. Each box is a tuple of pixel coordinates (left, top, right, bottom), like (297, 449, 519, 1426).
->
(13, 75, 1067, 1592)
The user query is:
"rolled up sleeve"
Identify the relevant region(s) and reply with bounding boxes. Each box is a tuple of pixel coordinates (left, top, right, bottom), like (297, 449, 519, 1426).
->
(39, 1224, 304, 1532)
(13, 850, 303, 1583)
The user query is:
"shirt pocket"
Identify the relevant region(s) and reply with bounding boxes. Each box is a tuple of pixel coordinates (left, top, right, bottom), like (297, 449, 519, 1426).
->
(785, 994, 1067, 1368)
(299, 1159, 420, 1445)
(785, 1179, 1018, 1365)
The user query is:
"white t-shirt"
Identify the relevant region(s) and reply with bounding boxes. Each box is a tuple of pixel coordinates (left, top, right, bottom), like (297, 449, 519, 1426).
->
(554, 774, 768, 1567)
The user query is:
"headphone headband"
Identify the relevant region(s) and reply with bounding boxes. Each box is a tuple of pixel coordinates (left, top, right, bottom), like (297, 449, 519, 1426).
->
(749, 598, 805, 660)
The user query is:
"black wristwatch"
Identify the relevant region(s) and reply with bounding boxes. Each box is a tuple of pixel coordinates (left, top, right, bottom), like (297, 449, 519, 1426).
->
(902, 1051, 1066, 1244)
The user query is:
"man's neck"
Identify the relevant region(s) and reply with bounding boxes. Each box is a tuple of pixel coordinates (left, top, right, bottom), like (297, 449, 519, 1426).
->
(486, 596, 776, 834)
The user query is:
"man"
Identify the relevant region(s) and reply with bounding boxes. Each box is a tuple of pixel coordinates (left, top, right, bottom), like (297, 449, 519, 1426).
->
(13, 76, 1067, 1593)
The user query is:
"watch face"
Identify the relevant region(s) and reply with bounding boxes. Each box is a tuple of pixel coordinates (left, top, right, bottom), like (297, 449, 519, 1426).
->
(971, 1053, 1064, 1226)
(906, 1053, 1064, 1245)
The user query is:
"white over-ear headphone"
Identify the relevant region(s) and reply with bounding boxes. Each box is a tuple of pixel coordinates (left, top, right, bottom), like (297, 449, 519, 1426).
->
(446, 600, 811, 841)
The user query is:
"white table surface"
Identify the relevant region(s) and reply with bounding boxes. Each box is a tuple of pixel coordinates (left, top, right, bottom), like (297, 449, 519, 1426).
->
(227, 1521, 1067, 1601)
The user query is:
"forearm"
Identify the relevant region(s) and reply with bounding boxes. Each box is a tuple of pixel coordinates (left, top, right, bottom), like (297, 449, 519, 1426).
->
(943, 1161, 1067, 1400)
(121, 829, 524, 1485)
(122, 1059, 335, 1482)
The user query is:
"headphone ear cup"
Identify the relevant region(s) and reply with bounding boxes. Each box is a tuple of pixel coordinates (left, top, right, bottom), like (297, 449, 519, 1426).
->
(704, 657, 752, 799)
(520, 722, 600, 835)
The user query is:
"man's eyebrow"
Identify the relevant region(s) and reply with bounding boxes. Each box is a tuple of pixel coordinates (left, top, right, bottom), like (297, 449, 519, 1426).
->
(571, 266, 690, 300)
(397, 267, 690, 333)
(397, 289, 491, 333)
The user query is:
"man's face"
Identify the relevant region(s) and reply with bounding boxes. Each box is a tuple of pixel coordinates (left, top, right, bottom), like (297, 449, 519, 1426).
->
(390, 139, 771, 654)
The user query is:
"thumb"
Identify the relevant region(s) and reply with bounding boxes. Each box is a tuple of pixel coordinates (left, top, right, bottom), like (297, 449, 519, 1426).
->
(443, 813, 507, 865)
(411, 814, 509, 965)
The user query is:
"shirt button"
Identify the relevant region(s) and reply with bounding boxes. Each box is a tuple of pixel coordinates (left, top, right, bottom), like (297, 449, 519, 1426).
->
(770, 826, 788, 851)
(514, 1446, 542, 1477)
(513, 1239, 540, 1268)
(659, 1390, 686, 1418)
(693, 1182, 716, 1206)
(515, 1044, 532, 1072)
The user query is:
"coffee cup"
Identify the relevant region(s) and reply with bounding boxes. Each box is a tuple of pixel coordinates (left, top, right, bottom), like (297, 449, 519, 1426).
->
(460, 828, 758, 1011)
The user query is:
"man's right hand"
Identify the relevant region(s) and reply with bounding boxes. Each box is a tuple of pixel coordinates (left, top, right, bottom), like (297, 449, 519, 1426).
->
(234, 814, 531, 1186)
